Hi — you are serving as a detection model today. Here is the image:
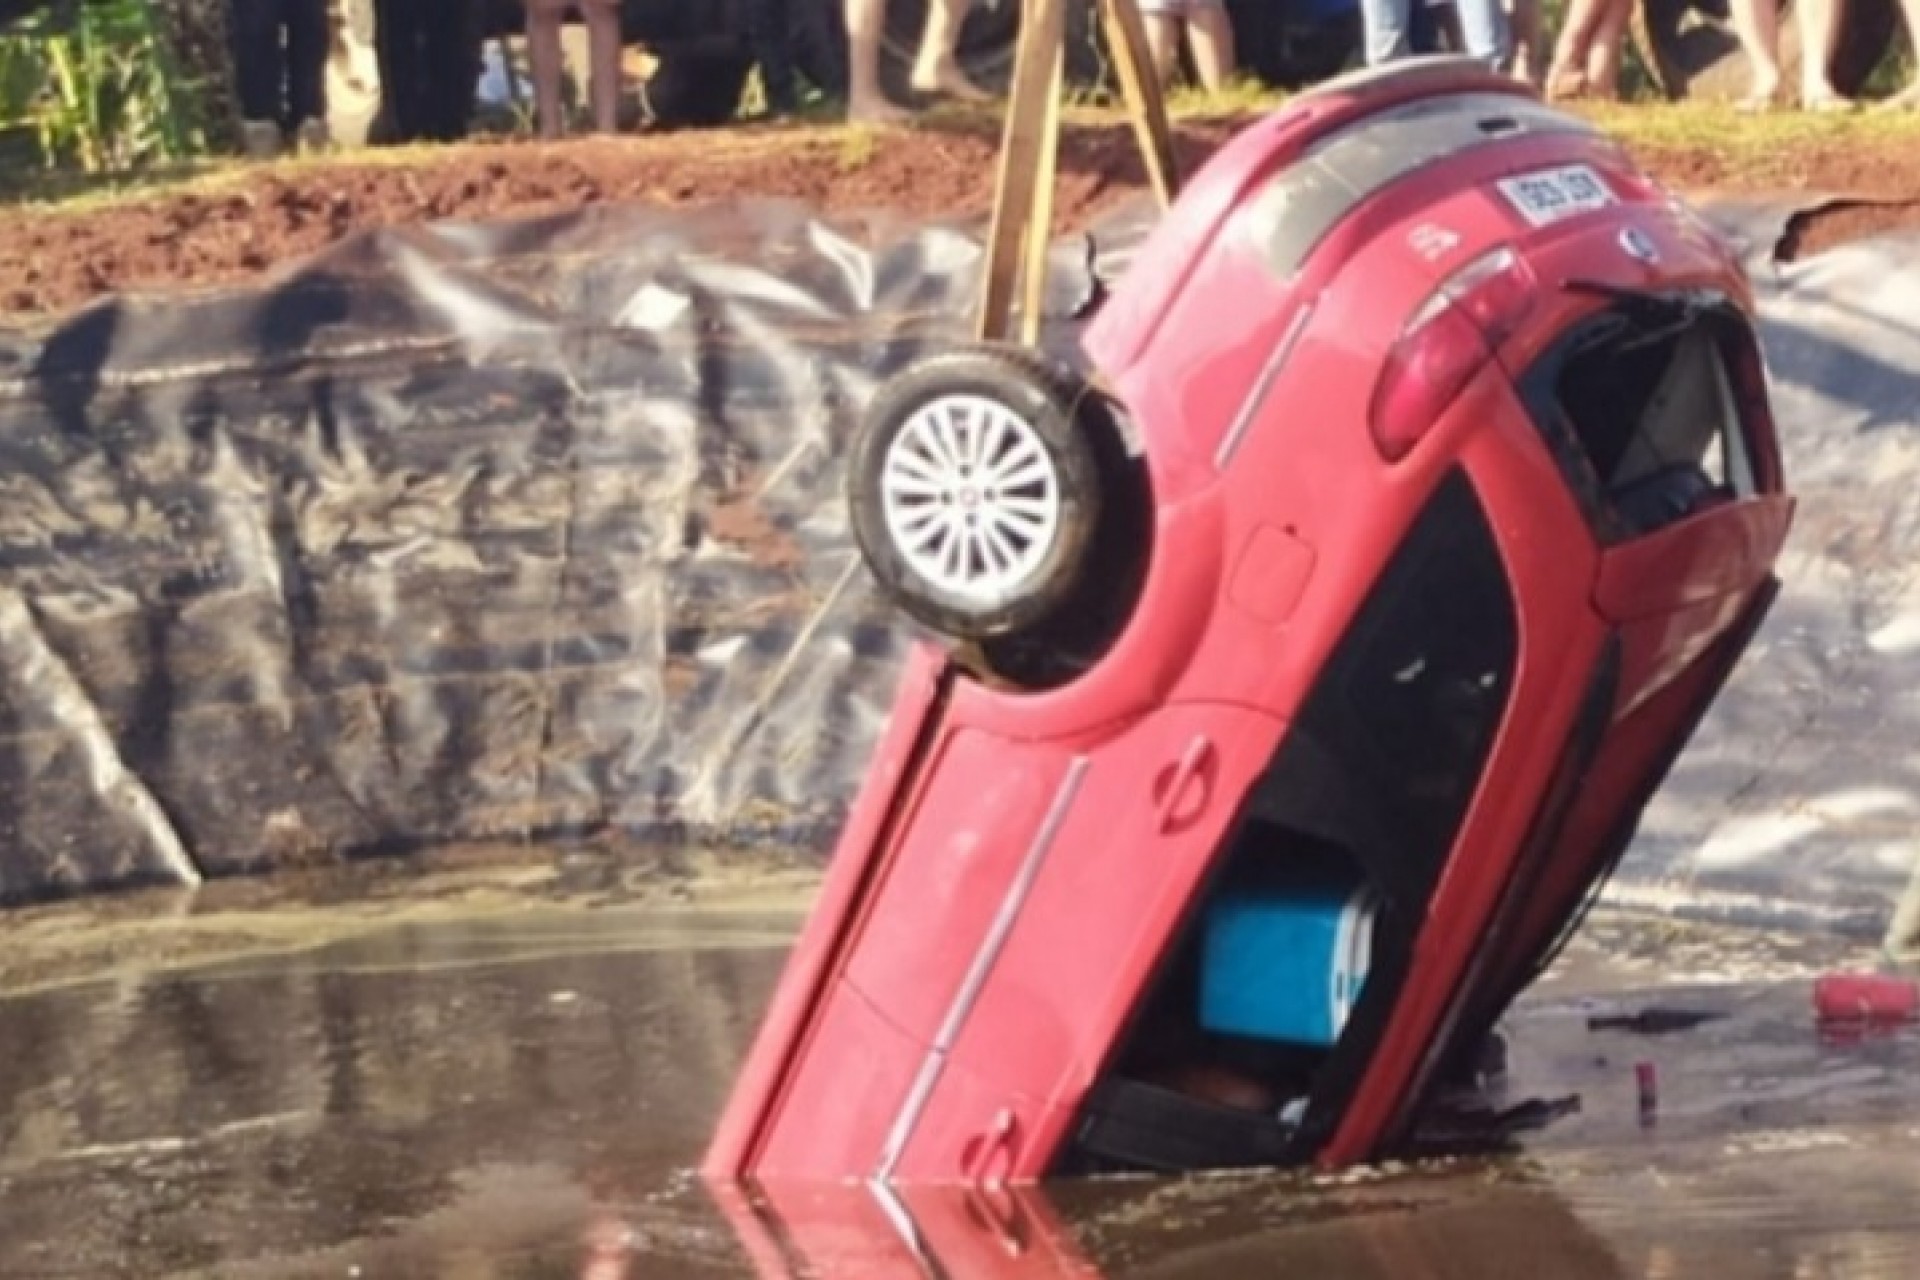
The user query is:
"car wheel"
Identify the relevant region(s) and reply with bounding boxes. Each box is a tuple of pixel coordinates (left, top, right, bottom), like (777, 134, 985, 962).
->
(848, 344, 1105, 642)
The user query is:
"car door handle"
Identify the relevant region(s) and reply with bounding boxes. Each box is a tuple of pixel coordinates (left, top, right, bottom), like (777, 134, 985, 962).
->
(1154, 735, 1216, 834)
(961, 1106, 1021, 1190)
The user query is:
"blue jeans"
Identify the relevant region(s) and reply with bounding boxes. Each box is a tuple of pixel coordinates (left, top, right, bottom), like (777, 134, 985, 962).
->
(1359, 0, 1511, 69)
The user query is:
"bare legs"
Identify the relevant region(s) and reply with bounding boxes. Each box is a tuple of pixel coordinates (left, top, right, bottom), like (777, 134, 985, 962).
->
(1142, 3, 1236, 92)
(845, 0, 904, 122)
(584, 0, 622, 132)
(847, 0, 989, 123)
(1729, 0, 1850, 110)
(1795, 0, 1851, 109)
(1185, 4, 1236, 90)
(1143, 12, 1181, 81)
(1545, 0, 1630, 98)
(527, 0, 569, 138)
(910, 0, 991, 98)
(1507, 0, 1545, 85)
(525, 0, 621, 137)
(1728, 0, 1783, 106)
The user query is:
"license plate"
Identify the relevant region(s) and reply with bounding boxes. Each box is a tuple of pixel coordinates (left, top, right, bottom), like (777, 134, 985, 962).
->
(1496, 164, 1616, 227)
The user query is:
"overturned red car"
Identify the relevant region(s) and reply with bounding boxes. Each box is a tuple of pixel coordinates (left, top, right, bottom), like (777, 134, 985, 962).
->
(706, 57, 1794, 1185)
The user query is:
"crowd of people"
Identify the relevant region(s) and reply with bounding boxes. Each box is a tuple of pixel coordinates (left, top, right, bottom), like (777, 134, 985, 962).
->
(225, 0, 1920, 159)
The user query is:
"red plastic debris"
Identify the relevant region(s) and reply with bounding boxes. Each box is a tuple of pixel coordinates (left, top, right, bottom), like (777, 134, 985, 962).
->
(1813, 972, 1920, 1025)
(1634, 1061, 1658, 1125)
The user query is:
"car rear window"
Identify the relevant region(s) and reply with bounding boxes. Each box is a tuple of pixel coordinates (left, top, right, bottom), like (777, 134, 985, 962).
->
(1522, 300, 1761, 541)
(1241, 93, 1597, 280)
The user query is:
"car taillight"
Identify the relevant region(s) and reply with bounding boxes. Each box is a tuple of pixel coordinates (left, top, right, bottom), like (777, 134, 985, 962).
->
(1369, 246, 1537, 462)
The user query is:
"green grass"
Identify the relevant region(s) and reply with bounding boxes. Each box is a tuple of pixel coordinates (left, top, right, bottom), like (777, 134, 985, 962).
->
(1583, 97, 1920, 144)
(0, 0, 214, 174)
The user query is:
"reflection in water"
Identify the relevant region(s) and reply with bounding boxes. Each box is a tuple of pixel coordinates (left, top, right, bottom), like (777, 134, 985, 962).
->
(0, 895, 1917, 1279)
(702, 1175, 1633, 1280)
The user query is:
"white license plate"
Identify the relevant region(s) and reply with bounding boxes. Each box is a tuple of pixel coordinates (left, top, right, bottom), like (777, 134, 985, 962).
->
(1496, 164, 1617, 227)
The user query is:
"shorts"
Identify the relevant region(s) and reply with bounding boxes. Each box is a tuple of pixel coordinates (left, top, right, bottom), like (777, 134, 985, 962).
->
(1137, 0, 1227, 15)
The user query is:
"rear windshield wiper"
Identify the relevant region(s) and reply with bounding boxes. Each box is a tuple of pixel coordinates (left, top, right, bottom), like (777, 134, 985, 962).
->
(1562, 279, 1723, 343)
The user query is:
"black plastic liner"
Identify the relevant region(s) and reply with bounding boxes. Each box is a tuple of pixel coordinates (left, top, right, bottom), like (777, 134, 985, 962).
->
(0, 197, 1134, 903)
(2, 193, 1916, 937)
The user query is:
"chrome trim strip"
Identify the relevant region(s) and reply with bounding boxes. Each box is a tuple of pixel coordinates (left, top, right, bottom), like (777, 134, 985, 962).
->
(1215, 301, 1316, 470)
(872, 754, 1092, 1181)
(867, 1178, 950, 1279)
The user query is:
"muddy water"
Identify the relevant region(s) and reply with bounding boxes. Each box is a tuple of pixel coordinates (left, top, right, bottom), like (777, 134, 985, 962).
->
(1, 867, 1916, 1280)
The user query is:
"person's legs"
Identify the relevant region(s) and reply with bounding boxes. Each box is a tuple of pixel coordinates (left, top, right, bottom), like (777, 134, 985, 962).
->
(524, 0, 567, 138)
(1184, 0, 1237, 92)
(1544, 0, 1599, 97)
(585, 0, 624, 132)
(1138, 3, 1184, 84)
(844, 0, 907, 122)
(424, 0, 483, 140)
(230, 0, 285, 120)
(1728, 0, 1782, 109)
(910, 0, 991, 99)
(286, 0, 331, 140)
(1795, 0, 1851, 107)
(1583, 0, 1633, 98)
(372, 0, 426, 141)
(1408, 0, 1446, 53)
(1358, 0, 1414, 64)
(743, 0, 799, 115)
(1450, 0, 1512, 68)
(1506, 0, 1542, 83)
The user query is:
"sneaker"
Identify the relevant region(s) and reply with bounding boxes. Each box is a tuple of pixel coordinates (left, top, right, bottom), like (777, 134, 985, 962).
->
(293, 117, 333, 153)
(240, 120, 283, 160)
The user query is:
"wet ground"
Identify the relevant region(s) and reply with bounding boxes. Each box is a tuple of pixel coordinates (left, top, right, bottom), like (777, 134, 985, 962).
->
(2, 862, 1917, 1279)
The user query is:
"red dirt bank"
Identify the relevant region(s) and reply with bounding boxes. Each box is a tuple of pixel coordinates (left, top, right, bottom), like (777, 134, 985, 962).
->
(3, 116, 1917, 322)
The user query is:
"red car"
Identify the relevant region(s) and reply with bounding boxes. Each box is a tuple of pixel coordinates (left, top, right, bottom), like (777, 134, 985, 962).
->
(706, 57, 1793, 1185)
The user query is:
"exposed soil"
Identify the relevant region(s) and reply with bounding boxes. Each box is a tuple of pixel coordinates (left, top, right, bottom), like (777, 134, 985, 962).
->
(5, 114, 1920, 321)
(1777, 196, 1920, 261)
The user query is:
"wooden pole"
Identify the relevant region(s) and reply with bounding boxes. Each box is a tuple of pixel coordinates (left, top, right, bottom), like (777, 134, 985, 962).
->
(1018, 36, 1066, 350)
(975, 0, 1068, 343)
(974, 0, 1184, 348)
(1099, 0, 1181, 212)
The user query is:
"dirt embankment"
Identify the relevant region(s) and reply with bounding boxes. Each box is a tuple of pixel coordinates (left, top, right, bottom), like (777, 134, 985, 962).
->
(4, 115, 1919, 321)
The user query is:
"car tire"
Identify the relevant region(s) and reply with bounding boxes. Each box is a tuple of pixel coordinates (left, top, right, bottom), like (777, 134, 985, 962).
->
(848, 344, 1106, 642)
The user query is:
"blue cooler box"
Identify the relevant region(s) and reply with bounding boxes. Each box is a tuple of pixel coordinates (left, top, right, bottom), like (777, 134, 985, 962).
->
(1198, 872, 1378, 1048)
